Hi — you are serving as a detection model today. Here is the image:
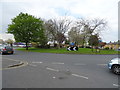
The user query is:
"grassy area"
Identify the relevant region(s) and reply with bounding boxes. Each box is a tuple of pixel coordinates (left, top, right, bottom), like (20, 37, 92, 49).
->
(17, 47, 119, 55)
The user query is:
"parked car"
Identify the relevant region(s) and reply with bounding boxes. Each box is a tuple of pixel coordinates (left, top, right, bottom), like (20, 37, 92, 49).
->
(17, 44, 26, 48)
(108, 58, 120, 75)
(0, 45, 14, 55)
(18, 44, 31, 48)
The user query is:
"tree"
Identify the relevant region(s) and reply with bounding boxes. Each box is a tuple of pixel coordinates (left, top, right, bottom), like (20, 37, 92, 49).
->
(88, 34, 99, 52)
(8, 12, 46, 50)
(68, 27, 83, 45)
(44, 19, 57, 45)
(44, 17, 72, 48)
(76, 18, 107, 47)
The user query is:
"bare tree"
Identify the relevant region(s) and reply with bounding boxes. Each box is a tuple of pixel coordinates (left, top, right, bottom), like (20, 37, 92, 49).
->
(68, 26, 83, 45)
(76, 18, 107, 47)
(44, 17, 72, 48)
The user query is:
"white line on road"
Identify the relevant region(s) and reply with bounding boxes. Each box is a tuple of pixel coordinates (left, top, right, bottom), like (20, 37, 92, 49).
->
(72, 74, 88, 79)
(32, 62, 43, 64)
(2, 58, 20, 62)
(46, 67, 59, 72)
(97, 64, 107, 66)
(29, 64, 37, 67)
(75, 63, 86, 65)
(113, 84, 120, 87)
(52, 62, 64, 65)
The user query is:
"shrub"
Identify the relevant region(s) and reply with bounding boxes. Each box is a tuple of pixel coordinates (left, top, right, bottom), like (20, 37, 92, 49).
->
(37, 45, 50, 49)
(104, 47, 109, 50)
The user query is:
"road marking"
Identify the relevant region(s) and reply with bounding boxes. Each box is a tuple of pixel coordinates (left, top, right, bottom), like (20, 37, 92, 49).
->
(97, 64, 107, 66)
(53, 77, 56, 79)
(113, 84, 120, 87)
(32, 62, 43, 64)
(75, 63, 86, 65)
(2, 58, 19, 62)
(52, 62, 64, 65)
(72, 74, 88, 79)
(29, 64, 37, 67)
(46, 67, 59, 72)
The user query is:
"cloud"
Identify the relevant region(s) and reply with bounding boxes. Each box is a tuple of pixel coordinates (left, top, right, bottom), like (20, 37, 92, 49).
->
(0, 0, 119, 42)
(0, 34, 15, 41)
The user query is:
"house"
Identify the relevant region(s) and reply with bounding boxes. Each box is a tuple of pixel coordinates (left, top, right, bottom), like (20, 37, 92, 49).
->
(104, 41, 120, 50)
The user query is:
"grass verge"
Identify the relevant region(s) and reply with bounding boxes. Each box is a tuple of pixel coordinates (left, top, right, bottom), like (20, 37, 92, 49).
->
(16, 47, 119, 55)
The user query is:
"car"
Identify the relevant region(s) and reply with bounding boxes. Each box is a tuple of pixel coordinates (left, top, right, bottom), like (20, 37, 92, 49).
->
(0, 45, 14, 55)
(108, 58, 120, 75)
(17, 44, 31, 48)
(17, 44, 26, 48)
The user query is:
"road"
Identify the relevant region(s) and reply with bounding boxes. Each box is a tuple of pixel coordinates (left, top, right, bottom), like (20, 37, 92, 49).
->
(1, 50, 120, 88)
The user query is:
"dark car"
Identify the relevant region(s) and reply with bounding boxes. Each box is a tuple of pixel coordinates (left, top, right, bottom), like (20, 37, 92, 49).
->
(0, 45, 14, 55)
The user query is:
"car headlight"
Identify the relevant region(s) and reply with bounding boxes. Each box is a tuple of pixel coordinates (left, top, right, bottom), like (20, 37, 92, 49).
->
(109, 60, 113, 63)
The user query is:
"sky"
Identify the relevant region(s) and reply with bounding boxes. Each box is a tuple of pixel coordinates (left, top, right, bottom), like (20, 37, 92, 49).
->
(0, 0, 119, 43)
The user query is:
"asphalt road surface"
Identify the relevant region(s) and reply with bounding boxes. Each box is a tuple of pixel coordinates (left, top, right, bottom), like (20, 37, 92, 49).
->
(1, 50, 120, 88)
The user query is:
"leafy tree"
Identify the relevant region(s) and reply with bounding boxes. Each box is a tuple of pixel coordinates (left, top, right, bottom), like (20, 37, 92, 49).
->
(7, 12, 46, 50)
(88, 34, 99, 52)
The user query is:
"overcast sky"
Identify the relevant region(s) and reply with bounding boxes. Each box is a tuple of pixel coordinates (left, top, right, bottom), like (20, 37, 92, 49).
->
(0, 0, 119, 43)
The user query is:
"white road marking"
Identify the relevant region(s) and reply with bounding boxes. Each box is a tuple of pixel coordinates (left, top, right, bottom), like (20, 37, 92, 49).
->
(29, 64, 37, 67)
(72, 74, 88, 79)
(53, 77, 56, 79)
(2, 58, 20, 62)
(113, 84, 119, 87)
(97, 64, 107, 66)
(32, 62, 43, 64)
(46, 67, 59, 72)
(52, 62, 64, 65)
(75, 63, 86, 65)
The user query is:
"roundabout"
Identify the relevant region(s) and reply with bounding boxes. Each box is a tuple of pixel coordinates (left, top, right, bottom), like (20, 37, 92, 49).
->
(1, 58, 28, 70)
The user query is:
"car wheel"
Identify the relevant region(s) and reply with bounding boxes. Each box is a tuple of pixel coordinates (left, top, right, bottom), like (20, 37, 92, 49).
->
(1, 52, 4, 55)
(112, 65, 120, 75)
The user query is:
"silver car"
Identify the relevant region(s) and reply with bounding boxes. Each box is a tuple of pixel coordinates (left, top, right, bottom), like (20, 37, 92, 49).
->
(108, 58, 120, 75)
(0, 45, 14, 55)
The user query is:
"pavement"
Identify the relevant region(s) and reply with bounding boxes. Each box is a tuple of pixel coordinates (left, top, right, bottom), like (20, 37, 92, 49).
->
(1, 50, 120, 88)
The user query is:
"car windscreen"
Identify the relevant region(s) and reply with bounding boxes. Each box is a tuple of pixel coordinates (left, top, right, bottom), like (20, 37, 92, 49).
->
(6, 46, 12, 49)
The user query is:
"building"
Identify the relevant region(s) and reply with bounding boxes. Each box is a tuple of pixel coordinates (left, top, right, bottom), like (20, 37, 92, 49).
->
(104, 41, 120, 50)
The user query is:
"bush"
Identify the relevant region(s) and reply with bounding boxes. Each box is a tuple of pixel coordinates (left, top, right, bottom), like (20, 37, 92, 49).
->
(31, 42, 39, 48)
(37, 45, 50, 49)
(79, 46, 84, 48)
(104, 47, 109, 50)
(86, 46, 92, 49)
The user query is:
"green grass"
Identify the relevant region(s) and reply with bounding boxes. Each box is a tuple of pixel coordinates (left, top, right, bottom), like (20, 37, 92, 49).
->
(17, 47, 119, 55)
